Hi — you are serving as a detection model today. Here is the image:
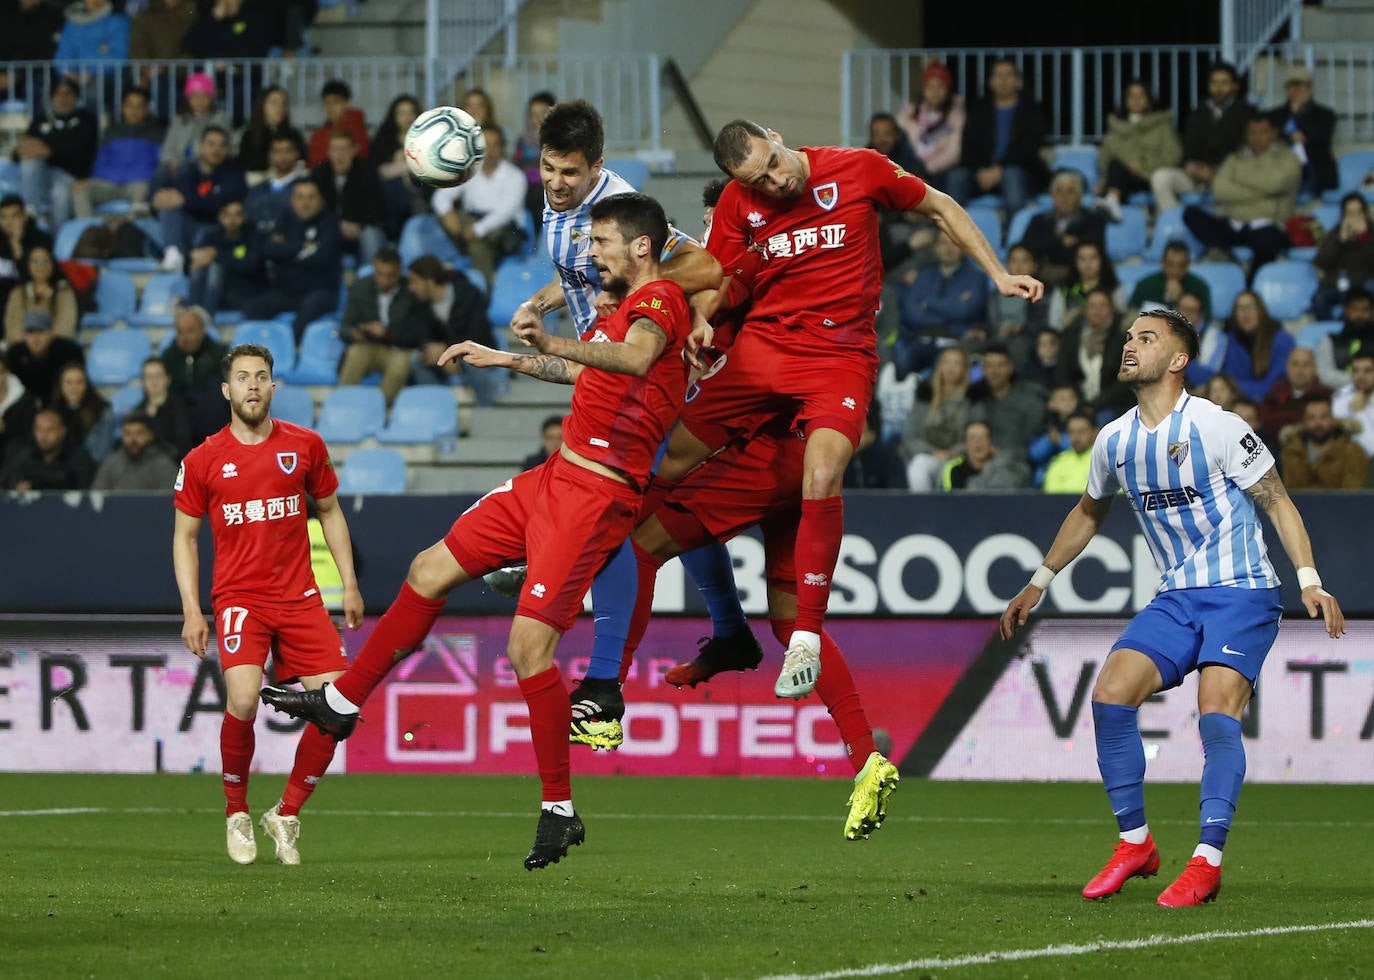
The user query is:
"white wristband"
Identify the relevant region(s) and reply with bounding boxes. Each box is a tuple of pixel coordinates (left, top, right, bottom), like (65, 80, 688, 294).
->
(1297, 567, 1322, 590)
(1030, 565, 1056, 590)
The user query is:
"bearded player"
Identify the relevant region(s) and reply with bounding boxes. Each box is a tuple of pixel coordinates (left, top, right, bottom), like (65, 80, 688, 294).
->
(173, 342, 364, 866)
(260, 193, 701, 869)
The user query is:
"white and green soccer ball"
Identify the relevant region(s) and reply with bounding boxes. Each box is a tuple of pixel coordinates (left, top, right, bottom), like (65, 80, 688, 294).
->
(404, 106, 487, 187)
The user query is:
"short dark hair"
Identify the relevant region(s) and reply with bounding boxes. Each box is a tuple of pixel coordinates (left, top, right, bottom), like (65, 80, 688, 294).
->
(539, 100, 604, 165)
(123, 87, 150, 103)
(1232, 396, 1259, 411)
(1140, 307, 1200, 361)
(713, 119, 769, 174)
(321, 79, 352, 101)
(1068, 408, 1098, 428)
(270, 132, 302, 151)
(222, 343, 274, 379)
(989, 56, 1020, 77)
(529, 90, 556, 109)
(0, 193, 24, 212)
(1162, 239, 1192, 258)
(482, 123, 505, 143)
(142, 356, 165, 371)
(1209, 61, 1239, 83)
(982, 342, 1014, 361)
(201, 124, 230, 143)
(328, 127, 356, 145)
(702, 177, 730, 208)
(408, 254, 447, 283)
(1349, 350, 1374, 366)
(122, 410, 154, 431)
(1340, 191, 1367, 213)
(291, 176, 321, 194)
(588, 192, 668, 262)
(373, 246, 401, 267)
(541, 414, 562, 433)
(1345, 286, 1373, 307)
(869, 111, 898, 127)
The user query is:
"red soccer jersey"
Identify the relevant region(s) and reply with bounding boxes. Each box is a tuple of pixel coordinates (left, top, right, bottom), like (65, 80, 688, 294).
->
(707, 145, 927, 359)
(562, 278, 691, 489)
(174, 420, 339, 605)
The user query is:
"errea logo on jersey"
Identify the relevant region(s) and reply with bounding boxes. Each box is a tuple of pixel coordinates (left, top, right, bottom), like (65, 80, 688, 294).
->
(747, 210, 765, 228)
(842, 397, 857, 410)
(589, 329, 612, 343)
(221, 462, 238, 479)
(530, 582, 547, 598)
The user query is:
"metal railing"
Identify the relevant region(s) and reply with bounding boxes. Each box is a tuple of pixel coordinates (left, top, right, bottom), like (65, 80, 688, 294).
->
(1222, 0, 1303, 68)
(423, 0, 527, 107)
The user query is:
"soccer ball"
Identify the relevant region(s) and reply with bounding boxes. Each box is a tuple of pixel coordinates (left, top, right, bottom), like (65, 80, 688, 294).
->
(404, 106, 486, 187)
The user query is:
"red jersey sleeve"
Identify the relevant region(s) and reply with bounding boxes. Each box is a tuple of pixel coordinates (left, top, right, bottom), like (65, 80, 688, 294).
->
(626, 281, 690, 343)
(857, 147, 928, 212)
(173, 449, 207, 518)
(304, 430, 340, 500)
(704, 181, 749, 267)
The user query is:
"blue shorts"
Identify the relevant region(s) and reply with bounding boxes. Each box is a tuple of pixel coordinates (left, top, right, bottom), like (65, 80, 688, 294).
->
(1111, 586, 1283, 691)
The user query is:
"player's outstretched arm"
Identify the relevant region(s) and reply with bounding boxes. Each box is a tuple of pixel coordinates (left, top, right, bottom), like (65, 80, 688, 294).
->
(172, 509, 208, 658)
(314, 492, 364, 630)
(660, 240, 723, 297)
(1000, 492, 1114, 639)
(1244, 467, 1345, 637)
(438, 339, 582, 384)
(915, 185, 1044, 302)
(522, 316, 668, 378)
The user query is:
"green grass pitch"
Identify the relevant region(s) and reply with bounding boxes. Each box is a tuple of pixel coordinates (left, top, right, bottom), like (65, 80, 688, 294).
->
(2, 774, 1371, 978)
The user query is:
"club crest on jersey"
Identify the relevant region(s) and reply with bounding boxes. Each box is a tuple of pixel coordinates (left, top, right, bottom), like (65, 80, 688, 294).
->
(1168, 441, 1190, 467)
(277, 452, 298, 475)
(812, 182, 839, 211)
(223, 635, 241, 654)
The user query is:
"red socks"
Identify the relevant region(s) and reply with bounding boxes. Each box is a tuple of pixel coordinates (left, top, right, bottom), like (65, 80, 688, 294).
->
(220, 712, 255, 816)
(621, 541, 664, 683)
(794, 496, 844, 635)
(278, 725, 339, 817)
(333, 582, 445, 706)
(517, 666, 572, 802)
(771, 618, 876, 773)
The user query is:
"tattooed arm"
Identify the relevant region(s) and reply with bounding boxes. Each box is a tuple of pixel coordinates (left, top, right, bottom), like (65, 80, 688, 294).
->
(514, 315, 669, 378)
(437, 341, 582, 384)
(1245, 466, 1345, 637)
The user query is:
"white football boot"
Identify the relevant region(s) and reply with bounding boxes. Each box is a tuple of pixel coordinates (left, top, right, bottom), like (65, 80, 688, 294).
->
(259, 802, 302, 865)
(226, 811, 257, 864)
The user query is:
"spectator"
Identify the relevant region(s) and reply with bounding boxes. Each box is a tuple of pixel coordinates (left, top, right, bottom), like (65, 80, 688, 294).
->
(1279, 397, 1367, 489)
(967, 343, 1045, 464)
(128, 0, 194, 61)
(1021, 327, 1062, 389)
(866, 112, 920, 175)
(0, 193, 53, 310)
(1258, 346, 1331, 444)
(183, 0, 266, 60)
(0, 0, 64, 87)
(1199, 372, 1243, 412)
(78, 87, 164, 217)
(0, 357, 35, 466)
(1047, 239, 1121, 329)
(92, 411, 179, 491)
(160, 305, 228, 442)
(1095, 80, 1181, 222)
(1185, 289, 1294, 400)
(4, 247, 77, 345)
(895, 231, 987, 377)
(408, 253, 497, 406)
(370, 94, 423, 239)
(313, 129, 386, 266)
(244, 133, 306, 233)
(902, 346, 971, 492)
(53, 0, 129, 81)
(940, 418, 1030, 490)
(135, 356, 193, 459)
(522, 413, 563, 471)
(1055, 287, 1133, 416)
(510, 91, 555, 234)
(1020, 170, 1106, 288)
(1127, 240, 1212, 312)
(1312, 193, 1374, 320)
(0, 407, 94, 490)
(307, 80, 369, 168)
(845, 397, 908, 489)
(1182, 115, 1300, 278)
(236, 86, 303, 180)
(1042, 409, 1099, 494)
(946, 57, 1049, 215)
(1266, 65, 1337, 198)
(243, 178, 343, 340)
(430, 123, 526, 286)
(153, 124, 245, 270)
(16, 76, 98, 228)
(895, 61, 964, 189)
(158, 73, 230, 179)
(987, 243, 1048, 358)
(460, 87, 497, 127)
(1178, 289, 1226, 374)
(1332, 351, 1374, 458)
(1150, 61, 1254, 210)
(260, 0, 315, 53)
(1314, 287, 1374, 387)
(1231, 396, 1262, 434)
(50, 360, 112, 463)
(701, 177, 729, 239)
(1027, 383, 1081, 478)
(338, 248, 430, 405)
(187, 198, 266, 315)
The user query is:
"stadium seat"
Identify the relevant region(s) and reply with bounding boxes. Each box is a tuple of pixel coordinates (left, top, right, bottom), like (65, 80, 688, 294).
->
(1105, 205, 1148, 263)
(1052, 146, 1098, 187)
(967, 206, 1003, 255)
(1005, 206, 1043, 250)
(462, 266, 487, 296)
(286, 318, 344, 384)
(377, 385, 457, 444)
(1114, 262, 1161, 300)
(605, 157, 650, 190)
(53, 218, 102, 261)
(1295, 319, 1342, 351)
(81, 269, 137, 329)
(489, 255, 555, 327)
(316, 386, 386, 443)
(271, 384, 316, 428)
(1253, 260, 1319, 320)
(135, 217, 163, 248)
(1145, 206, 1203, 260)
(129, 272, 189, 327)
(214, 310, 243, 326)
(1327, 149, 1374, 202)
(233, 319, 298, 376)
(1190, 262, 1247, 319)
(109, 380, 144, 423)
(95, 199, 133, 216)
(337, 447, 407, 494)
(398, 213, 461, 267)
(86, 329, 152, 385)
(1309, 203, 1341, 232)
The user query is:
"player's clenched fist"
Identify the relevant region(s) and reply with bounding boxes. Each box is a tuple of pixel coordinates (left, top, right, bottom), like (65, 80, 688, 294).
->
(512, 318, 555, 353)
(995, 272, 1045, 303)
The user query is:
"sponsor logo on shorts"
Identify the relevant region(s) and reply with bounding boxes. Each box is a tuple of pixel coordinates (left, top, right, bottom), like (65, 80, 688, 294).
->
(1221, 643, 1246, 657)
(221, 462, 238, 479)
(530, 582, 547, 598)
(803, 572, 828, 587)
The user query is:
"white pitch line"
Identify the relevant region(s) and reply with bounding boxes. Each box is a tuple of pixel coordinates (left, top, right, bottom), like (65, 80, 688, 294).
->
(755, 919, 1374, 979)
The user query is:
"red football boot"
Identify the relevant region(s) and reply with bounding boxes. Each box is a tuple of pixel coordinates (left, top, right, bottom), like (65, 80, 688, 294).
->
(1081, 835, 1162, 899)
(1156, 856, 1222, 907)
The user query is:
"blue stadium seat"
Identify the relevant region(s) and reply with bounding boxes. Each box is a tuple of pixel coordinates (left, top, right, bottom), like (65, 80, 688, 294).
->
(462, 266, 487, 296)
(337, 447, 407, 494)
(81, 269, 137, 328)
(1114, 262, 1161, 301)
(1105, 205, 1148, 263)
(1326, 149, 1374, 202)
(1295, 320, 1342, 351)
(53, 218, 102, 261)
(286, 318, 344, 384)
(398, 213, 461, 267)
(1253, 260, 1319, 320)
(214, 310, 243, 326)
(1309, 203, 1341, 232)
(87, 329, 152, 385)
(1146, 206, 1203, 260)
(233, 319, 298, 376)
(489, 255, 555, 327)
(316, 386, 386, 443)
(605, 157, 650, 190)
(1052, 146, 1098, 187)
(967, 206, 1003, 255)
(271, 384, 316, 428)
(129, 272, 189, 327)
(109, 380, 145, 423)
(377, 385, 457, 444)
(1005, 206, 1043, 250)
(1190, 262, 1247, 319)
(135, 217, 163, 248)
(95, 199, 133, 216)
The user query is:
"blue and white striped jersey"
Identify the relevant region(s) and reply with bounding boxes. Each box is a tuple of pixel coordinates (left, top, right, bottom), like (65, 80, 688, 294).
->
(1087, 392, 1279, 592)
(541, 167, 690, 335)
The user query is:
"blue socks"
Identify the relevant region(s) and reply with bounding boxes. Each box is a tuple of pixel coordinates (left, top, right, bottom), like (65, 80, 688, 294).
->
(585, 539, 638, 682)
(680, 542, 748, 638)
(1198, 712, 1245, 851)
(1093, 701, 1147, 834)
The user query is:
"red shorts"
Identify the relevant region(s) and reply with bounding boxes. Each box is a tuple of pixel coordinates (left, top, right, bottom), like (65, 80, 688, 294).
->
(215, 595, 346, 683)
(445, 453, 640, 632)
(679, 326, 875, 451)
